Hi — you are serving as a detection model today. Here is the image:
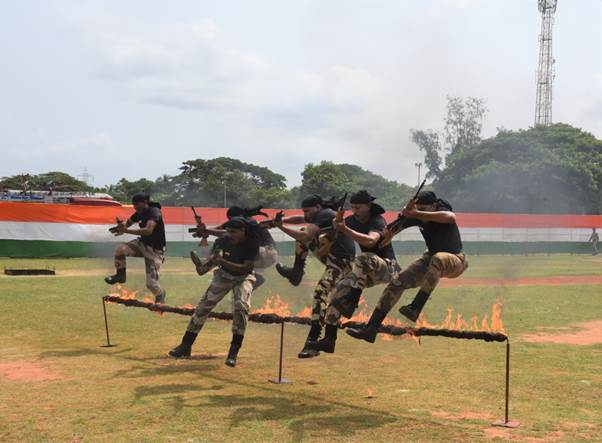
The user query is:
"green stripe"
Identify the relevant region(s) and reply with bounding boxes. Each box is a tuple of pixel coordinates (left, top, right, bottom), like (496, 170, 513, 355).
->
(0, 239, 595, 258)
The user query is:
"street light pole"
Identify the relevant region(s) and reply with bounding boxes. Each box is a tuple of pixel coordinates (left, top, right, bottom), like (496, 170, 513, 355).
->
(223, 179, 227, 208)
(414, 162, 422, 186)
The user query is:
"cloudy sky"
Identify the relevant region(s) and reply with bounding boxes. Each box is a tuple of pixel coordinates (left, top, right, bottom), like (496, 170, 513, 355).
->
(1, 0, 600, 188)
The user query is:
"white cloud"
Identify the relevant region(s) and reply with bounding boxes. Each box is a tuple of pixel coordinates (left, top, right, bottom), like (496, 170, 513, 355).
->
(88, 20, 384, 121)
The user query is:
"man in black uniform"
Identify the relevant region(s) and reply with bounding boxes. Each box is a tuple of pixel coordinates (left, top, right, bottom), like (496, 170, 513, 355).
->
(191, 206, 278, 289)
(105, 193, 167, 303)
(346, 191, 468, 343)
(308, 190, 399, 354)
(274, 195, 356, 358)
(169, 217, 259, 367)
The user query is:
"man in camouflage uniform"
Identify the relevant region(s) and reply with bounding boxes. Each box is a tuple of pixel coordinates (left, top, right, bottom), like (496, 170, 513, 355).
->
(588, 227, 599, 256)
(169, 217, 260, 367)
(274, 195, 355, 358)
(308, 190, 399, 355)
(191, 205, 279, 289)
(105, 193, 167, 303)
(347, 191, 468, 343)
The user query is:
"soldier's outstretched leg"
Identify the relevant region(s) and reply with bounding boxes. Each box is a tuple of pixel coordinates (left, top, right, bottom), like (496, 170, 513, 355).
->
(399, 252, 467, 322)
(225, 334, 244, 367)
(276, 241, 308, 286)
(105, 240, 144, 284)
(308, 324, 338, 354)
(169, 331, 198, 358)
(226, 274, 255, 367)
(169, 271, 233, 358)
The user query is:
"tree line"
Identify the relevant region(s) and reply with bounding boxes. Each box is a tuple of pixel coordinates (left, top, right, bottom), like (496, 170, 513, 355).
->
(3, 96, 600, 213)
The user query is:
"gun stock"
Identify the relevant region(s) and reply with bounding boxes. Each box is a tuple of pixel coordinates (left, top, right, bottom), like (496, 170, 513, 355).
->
(380, 179, 427, 247)
(190, 206, 209, 247)
(316, 193, 347, 259)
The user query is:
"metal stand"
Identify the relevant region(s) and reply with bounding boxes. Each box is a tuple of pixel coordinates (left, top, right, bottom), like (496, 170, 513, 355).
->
(268, 322, 291, 384)
(492, 340, 519, 428)
(101, 297, 116, 348)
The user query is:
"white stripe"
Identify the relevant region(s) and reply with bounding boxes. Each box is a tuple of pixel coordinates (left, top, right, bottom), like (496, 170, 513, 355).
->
(0, 221, 597, 243)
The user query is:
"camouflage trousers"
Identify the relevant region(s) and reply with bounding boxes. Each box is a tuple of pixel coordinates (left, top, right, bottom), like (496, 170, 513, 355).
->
(114, 238, 165, 297)
(187, 268, 256, 336)
(376, 252, 468, 313)
(310, 257, 351, 324)
(324, 253, 400, 325)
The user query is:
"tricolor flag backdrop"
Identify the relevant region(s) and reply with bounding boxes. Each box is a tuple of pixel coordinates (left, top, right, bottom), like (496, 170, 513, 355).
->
(0, 202, 600, 257)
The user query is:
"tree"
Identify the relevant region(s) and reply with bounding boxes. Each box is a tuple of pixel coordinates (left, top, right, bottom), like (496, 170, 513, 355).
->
(0, 172, 92, 192)
(411, 96, 488, 179)
(299, 161, 414, 210)
(436, 124, 602, 214)
(410, 129, 442, 179)
(172, 157, 289, 208)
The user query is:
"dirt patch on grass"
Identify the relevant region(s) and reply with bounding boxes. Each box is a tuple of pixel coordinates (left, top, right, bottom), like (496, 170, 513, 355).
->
(431, 410, 494, 421)
(522, 320, 602, 345)
(303, 275, 602, 288)
(0, 360, 63, 382)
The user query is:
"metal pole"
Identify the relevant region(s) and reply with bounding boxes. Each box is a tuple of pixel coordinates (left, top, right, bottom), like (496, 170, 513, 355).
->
(278, 322, 284, 381)
(268, 321, 291, 384)
(492, 339, 518, 427)
(101, 297, 116, 347)
(504, 340, 510, 422)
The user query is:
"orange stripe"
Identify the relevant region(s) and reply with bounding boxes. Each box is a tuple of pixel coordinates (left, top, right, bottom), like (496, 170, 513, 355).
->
(1, 202, 601, 228)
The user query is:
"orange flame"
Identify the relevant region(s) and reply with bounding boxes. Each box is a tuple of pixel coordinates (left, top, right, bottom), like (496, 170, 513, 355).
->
(251, 295, 291, 317)
(417, 303, 505, 334)
(296, 306, 312, 318)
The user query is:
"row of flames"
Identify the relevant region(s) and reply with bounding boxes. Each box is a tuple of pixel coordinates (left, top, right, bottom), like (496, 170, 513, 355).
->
(107, 286, 505, 338)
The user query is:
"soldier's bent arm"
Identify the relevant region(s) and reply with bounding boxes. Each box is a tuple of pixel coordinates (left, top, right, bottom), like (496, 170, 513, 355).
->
(340, 224, 381, 248)
(125, 219, 158, 236)
(278, 223, 320, 243)
(281, 215, 305, 224)
(408, 210, 456, 224)
(217, 258, 254, 275)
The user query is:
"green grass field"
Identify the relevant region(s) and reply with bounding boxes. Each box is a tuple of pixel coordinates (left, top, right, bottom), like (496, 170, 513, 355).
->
(1, 254, 601, 442)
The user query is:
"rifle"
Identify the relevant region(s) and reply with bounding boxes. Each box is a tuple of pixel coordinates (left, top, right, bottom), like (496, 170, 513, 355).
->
(316, 193, 347, 259)
(380, 179, 427, 247)
(257, 210, 284, 229)
(188, 206, 209, 247)
(108, 217, 125, 234)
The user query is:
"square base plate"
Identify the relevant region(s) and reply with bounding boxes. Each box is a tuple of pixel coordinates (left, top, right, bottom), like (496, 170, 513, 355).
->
(268, 377, 292, 384)
(491, 420, 520, 428)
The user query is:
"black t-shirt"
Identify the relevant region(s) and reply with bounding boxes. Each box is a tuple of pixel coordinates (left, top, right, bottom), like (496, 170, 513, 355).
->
(345, 214, 396, 260)
(309, 208, 356, 261)
(213, 235, 260, 276)
(130, 206, 166, 250)
(401, 215, 463, 255)
(246, 218, 276, 247)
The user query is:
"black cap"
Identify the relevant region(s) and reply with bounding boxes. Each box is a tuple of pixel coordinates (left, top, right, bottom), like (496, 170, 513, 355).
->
(416, 191, 437, 205)
(349, 190, 375, 204)
(132, 193, 150, 204)
(301, 195, 323, 208)
(222, 216, 247, 230)
(226, 206, 245, 218)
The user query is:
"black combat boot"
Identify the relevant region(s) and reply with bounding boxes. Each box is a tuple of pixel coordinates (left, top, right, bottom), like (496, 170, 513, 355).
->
(104, 268, 126, 285)
(331, 287, 362, 318)
(168, 331, 197, 358)
(225, 334, 244, 367)
(298, 321, 322, 359)
(276, 253, 305, 286)
(154, 291, 166, 304)
(346, 308, 388, 343)
(253, 273, 266, 290)
(308, 324, 337, 354)
(399, 290, 431, 322)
